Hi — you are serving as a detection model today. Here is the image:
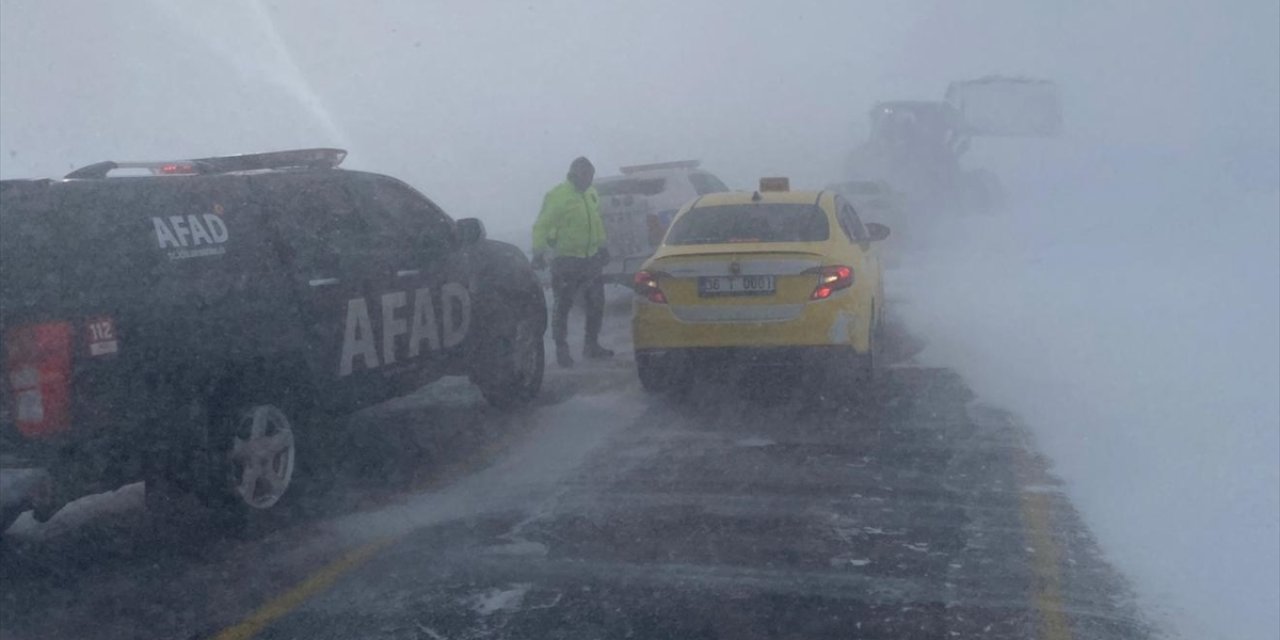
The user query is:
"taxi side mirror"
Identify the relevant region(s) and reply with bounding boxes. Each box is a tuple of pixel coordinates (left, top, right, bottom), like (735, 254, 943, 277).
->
(866, 222, 891, 242)
(456, 218, 487, 245)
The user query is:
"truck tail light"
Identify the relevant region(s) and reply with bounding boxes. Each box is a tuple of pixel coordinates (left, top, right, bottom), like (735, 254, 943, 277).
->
(4, 322, 73, 438)
(807, 265, 854, 300)
(633, 270, 668, 304)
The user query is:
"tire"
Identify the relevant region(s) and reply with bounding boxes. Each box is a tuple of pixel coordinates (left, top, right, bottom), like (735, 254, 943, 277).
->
(636, 351, 692, 396)
(820, 311, 880, 407)
(146, 385, 318, 535)
(216, 403, 298, 509)
(852, 308, 883, 403)
(862, 323, 879, 384)
(472, 291, 546, 409)
(636, 353, 669, 394)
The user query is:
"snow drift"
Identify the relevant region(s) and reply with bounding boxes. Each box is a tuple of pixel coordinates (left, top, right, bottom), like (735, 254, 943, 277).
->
(893, 143, 1279, 639)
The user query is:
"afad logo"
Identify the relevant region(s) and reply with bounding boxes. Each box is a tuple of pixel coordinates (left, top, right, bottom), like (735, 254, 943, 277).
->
(152, 203, 229, 260)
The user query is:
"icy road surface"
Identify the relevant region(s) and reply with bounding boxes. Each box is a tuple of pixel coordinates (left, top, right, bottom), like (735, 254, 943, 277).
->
(0, 299, 1153, 639)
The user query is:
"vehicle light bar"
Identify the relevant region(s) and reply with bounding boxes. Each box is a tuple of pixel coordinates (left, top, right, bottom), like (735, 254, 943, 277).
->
(64, 148, 348, 179)
(158, 163, 197, 175)
(619, 159, 701, 175)
(195, 148, 347, 173)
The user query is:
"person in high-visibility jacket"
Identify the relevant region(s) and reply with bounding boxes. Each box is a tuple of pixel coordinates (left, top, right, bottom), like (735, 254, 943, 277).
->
(532, 156, 613, 367)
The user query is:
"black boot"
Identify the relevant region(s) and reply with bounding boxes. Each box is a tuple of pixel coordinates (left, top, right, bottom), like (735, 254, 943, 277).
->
(556, 342, 575, 368)
(584, 341, 615, 359)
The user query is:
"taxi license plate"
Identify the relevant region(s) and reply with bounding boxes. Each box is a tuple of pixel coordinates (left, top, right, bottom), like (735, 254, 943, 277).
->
(698, 275, 776, 297)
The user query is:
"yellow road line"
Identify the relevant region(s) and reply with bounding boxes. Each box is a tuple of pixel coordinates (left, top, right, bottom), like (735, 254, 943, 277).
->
(1016, 448, 1073, 640)
(215, 424, 1073, 640)
(215, 402, 536, 638)
(1020, 488, 1072, 640)
(212, 537, 396, 640)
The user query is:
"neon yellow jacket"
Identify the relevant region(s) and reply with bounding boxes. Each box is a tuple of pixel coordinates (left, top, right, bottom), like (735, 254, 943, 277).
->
(532, 181, 606, 259)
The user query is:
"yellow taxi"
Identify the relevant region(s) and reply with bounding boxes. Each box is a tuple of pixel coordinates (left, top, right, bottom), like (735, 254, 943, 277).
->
(631, 177, 889, 395)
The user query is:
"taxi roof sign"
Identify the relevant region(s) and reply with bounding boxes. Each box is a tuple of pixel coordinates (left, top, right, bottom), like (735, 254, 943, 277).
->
(759, 177, 790, 192)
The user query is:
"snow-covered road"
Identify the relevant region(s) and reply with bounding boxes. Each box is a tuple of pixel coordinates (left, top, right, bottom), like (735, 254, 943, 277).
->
(0, 299, 1153, 639)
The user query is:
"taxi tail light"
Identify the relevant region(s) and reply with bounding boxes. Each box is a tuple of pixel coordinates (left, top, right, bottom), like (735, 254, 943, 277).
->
(807, 265, 853, 300)
(4, 322, 74, 439)
(633, 270, 668, 304)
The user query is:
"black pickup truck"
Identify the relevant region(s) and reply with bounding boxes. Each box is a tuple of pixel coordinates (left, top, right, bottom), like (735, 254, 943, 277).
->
(0, 148, 546, 531)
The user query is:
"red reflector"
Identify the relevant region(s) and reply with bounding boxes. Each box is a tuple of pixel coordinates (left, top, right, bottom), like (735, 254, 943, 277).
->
(4, 322, 73, 438)
(633, 270, 667, 304)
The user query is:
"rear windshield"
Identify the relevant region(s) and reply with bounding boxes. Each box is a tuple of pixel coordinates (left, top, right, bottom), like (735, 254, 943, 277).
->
(596, 178, 667, 197)
(0, 177, 263, 313)
(664, 203, 830, 245)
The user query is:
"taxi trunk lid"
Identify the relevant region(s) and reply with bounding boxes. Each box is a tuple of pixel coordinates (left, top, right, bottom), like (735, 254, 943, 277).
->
(648, 245, 826, 315)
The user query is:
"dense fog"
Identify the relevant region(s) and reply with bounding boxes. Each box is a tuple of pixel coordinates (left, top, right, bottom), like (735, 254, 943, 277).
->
(2, 1, 1276, 638)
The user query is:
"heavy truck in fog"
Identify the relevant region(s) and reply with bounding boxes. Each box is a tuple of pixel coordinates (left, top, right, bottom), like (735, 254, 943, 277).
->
(844, 76, 1062, 218)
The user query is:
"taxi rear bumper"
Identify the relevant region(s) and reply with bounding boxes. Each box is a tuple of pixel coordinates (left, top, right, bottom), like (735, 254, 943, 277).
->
(632, 296, 869, 353)
(635, 346, 870, 393)
(637, 345, 853, 368)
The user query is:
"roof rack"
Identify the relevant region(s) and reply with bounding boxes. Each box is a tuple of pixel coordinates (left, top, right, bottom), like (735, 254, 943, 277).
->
(619, 159, 700, 175)
(64, 148, 348, 179)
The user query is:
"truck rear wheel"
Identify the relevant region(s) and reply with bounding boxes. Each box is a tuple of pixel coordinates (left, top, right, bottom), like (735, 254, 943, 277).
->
(222, 404, 297, 511)
(146, 382, 321, 534)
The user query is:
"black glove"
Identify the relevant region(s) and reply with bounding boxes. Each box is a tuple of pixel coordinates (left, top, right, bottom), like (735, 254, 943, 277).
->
(531, 253, 547, 271)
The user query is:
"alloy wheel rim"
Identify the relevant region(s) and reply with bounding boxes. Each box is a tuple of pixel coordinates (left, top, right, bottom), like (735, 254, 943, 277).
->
(228, 405, 296, 509)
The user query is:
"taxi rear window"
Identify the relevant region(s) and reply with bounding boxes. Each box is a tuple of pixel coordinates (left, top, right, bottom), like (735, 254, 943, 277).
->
(665, 204, 829, 245)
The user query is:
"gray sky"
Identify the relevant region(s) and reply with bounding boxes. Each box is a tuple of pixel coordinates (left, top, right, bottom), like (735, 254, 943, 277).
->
(2, 0, 1277, 229)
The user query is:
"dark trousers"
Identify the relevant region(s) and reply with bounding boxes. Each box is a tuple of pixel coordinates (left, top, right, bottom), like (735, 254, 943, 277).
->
(551, 255, 605, 346)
